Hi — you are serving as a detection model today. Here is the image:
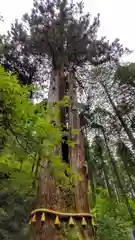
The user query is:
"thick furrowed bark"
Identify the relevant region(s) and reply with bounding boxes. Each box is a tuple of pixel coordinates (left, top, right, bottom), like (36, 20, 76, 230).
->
(31, 161, 62, 240)
(68, 72, 93, 239)
(32, 70, 93, 240)
(32, 70, 64, 240)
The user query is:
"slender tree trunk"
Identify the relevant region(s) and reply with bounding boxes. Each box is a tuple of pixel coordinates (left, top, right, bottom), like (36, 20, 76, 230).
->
(85, 141, 96, 207)
(113, 182, 120, 203)
(101, 83, 135, 149)
(102, 129, 134, 220)
(99, 152, 113, 198)
(120, 156, 135, 200)
(122, 161, 135, 194)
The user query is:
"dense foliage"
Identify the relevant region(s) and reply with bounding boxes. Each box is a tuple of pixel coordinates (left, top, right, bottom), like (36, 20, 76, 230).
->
(0, 66, 73, 239)
(93, 189, 132, 240)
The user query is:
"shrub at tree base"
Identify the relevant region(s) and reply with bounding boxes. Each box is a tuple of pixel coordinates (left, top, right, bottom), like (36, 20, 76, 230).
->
(93, 189, 132, 240)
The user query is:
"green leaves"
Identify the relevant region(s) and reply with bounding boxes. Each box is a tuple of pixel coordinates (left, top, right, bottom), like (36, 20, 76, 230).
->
(115, 63, 135, 87)
(0, 66, 74, 239)
(0, 65, 61, 156)
(0, 65, 76, 189)
(93, 190, 131, 240)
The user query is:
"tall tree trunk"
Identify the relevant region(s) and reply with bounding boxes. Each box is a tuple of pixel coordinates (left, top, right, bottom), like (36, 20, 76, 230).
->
(68, 72, 89, 210)
(32, 69, 64, 240)
(68, 71, 93, 239)
(32, 70, 93, 240)
(101, 83, 135, 149)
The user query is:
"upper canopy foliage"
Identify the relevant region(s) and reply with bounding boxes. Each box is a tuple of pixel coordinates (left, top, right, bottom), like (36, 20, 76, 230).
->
(0, 0, 125, 86)
(115, 63, 135, 87)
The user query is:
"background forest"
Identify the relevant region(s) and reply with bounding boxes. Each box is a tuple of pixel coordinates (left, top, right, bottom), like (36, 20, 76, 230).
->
(0, 0, 135, 239)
